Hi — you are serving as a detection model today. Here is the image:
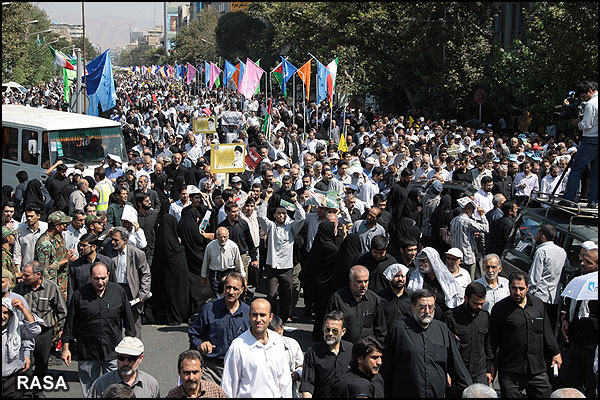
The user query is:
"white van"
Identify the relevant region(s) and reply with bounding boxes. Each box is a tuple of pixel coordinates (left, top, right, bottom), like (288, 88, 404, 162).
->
(2, 105, 127, 188)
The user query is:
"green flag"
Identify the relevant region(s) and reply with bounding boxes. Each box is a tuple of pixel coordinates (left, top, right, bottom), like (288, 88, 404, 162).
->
(63, 67, 77, 102)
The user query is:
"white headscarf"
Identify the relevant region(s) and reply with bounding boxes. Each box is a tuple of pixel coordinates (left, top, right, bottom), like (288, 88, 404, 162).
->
(407, 247, 460, 308)
(2, 297, 21, 361)
(383, 263, 410, 281)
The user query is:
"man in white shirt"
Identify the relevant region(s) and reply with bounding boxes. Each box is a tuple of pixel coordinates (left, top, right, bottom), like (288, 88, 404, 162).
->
(13, 207, 48, 271)
(221, 298, 293, 398)
(62, 210, 87, 258)
(257, 189, 305, 323)
(473, 176, 494, 221)
(200, 227, 245, 296)
(444, 248, 471, 305)
(169, 186, 191, 222)
(539, 165, 564, 204)
(474, 253, 510, 313)
(514, 161, 539, 206)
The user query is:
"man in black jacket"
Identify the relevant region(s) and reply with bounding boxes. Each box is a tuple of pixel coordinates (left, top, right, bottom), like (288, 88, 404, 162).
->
(45, 163, 71, 213)
(490, 271, 562, 398)
(487, 200, 517, 257)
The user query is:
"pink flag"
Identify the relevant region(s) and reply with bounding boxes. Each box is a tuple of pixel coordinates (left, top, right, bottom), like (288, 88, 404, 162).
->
(209, 62, 222, 90)
(238, 58, 265, 100)
(186, 63, 197, 85)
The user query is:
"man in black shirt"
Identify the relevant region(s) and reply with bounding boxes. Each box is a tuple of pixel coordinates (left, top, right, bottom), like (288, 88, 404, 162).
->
(218, 201, 259, 277)
(379, 264, 413, 332)
(326, 265, 387, 344)
(492, 164, 514, 202)
(442, 282, 494, 397)
(300, 311, 353, 398)
(490, 271, 562, 398)
(45, 163, 71, 213)
(382, 289, 472, 397)
(61, 262, 136, 397)
(335, 335, 384, 398)
(355, 235, 398, 294)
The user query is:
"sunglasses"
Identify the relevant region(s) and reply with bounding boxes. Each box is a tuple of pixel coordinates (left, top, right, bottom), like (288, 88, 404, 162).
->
(323, 327, 340, 335)
(117, 354, 139, 362)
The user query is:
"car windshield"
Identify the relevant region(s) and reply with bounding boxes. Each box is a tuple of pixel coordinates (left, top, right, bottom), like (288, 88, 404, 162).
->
(48, 126, 126, 165)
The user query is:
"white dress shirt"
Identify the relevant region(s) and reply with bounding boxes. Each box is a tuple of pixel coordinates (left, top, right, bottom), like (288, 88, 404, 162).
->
(201, 239, 245, 279)
(221, 329, 293, 398)
(257, 201, 305, 270)
(169, 199, 190, 222)
(514, 171, 539, 197)
(473, 189, 494, 221)
(115, 246, 128, 284)
(62, 224, 87, 258)
(451, 267, 472, 305)
(13, 221, 48, 267)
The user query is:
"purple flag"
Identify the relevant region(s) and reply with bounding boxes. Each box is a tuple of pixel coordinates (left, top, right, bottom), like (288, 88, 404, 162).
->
(238, 58, 264, 100)
(209, 62, 222, 90)
(186, 63, 197, 85)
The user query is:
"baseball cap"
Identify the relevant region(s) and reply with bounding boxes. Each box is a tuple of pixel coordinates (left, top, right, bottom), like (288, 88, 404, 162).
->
(445, 248, 464, 259)
(115, 336, 144, 357)
(56, 163, 68, 171)
(582, 241, 598, 251)
(365, 156, 376, 164)
(47, 211, 72, 226)
(231, 176, 242, 183)
(2, 226, 17, 238)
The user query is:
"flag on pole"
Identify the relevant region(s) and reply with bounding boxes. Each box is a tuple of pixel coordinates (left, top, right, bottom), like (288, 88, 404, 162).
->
(204, 62, 211, 88)
(186, 63, 197, 85)
(224, 60, 236, 87)
(326, 57, 338, 103)
(408, 116, 414, 127)
(338, 130, 348, 153)
(254, 59, 261, 95)
(272, 61, 283, 91)
(49, 46, 75, 70)
(263, 97, 272, 140)
(85, 49, 117, 116)
(231, 62, 241, 88)
(296, 59, 311, 100)
(209, 62, 221, 90)
(315, 58, 330, 103)
(281, 57, 297, 97)
(63, 68, 76, 102)
(238, 58, 265, 100)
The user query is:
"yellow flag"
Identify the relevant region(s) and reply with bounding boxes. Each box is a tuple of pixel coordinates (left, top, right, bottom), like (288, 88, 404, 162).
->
(409, 116, 414, 127)
(338, 131, 348, 153)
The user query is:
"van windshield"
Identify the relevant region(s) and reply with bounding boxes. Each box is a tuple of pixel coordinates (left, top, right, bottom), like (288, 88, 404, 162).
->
(47, 126, 126, 165)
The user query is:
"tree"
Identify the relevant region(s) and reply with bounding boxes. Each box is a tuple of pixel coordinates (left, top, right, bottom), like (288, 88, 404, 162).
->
(169, 7, 219, 65)
(215, 12, 270, 63)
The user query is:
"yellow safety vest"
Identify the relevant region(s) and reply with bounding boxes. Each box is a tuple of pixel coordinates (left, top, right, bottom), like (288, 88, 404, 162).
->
(95, 180, 114, 212)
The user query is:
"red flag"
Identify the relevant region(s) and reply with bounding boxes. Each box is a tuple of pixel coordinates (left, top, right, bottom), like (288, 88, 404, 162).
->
(245, 147, 262, 169)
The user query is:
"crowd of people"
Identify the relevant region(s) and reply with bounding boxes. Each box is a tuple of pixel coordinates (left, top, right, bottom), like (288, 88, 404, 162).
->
(2, 74, 598, 398)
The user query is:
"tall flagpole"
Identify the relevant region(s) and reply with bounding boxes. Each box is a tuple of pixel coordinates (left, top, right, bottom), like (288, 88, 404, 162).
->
(293, 73, 296, 126)
(302, 79, 306, 141)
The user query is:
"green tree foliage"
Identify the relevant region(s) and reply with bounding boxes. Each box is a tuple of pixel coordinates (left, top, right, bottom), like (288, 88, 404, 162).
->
(169, 7, 219, 65)
(118, 43, 161, 67)
(215, 12, 270, 63)
(2, 2, 60, 86)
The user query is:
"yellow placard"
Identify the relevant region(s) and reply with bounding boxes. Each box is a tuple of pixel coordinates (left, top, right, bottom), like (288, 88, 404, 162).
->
(193, 116, 217, 134)
(210, 143, 246, 173)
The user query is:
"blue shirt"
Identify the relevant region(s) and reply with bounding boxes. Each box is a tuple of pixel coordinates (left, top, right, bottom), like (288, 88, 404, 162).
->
(188, 298, 250, 360)
(104, 166, 124, 183)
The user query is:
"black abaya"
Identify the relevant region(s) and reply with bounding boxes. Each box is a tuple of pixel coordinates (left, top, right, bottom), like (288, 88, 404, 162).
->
(152, 214, 190, 325)
(330, 233, 364, 294)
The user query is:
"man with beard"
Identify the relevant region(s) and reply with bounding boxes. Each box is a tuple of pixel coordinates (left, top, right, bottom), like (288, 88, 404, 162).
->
(300, 311, 353, 398)
(380, 264, 413, 331)
(334, 336, 385, 398)
(490, 271, 562, 398)
(487, 200, 518, 257)
(188, 272, 250, 385)
(382, 289, 472, 398)
(166, 350, 227, 398)
(88, 336, 159, 398)
(354, 235, 398, 293)
(442, 282, 494, 397)
(221, 298, 292, 397)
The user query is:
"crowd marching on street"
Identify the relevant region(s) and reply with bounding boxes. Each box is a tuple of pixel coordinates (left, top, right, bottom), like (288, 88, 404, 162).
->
(2, 71, 598, 399)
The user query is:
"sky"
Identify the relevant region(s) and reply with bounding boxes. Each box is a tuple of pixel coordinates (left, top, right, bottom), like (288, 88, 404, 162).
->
(35, 2, 164, 50)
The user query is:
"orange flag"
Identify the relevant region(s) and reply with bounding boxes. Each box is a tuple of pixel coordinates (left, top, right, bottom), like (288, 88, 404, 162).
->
(231, 63, 241, 88)
(296, 60, 311, 100)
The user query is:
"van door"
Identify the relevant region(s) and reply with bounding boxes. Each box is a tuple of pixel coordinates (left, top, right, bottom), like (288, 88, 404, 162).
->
(2, 125, 20, 188)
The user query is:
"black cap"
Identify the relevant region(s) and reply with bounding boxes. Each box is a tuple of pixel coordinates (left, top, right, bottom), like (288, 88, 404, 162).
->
(56, 163, 68, 171)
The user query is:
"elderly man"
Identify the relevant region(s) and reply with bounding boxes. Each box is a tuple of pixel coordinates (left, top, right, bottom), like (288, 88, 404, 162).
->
(166, 350, 227, 398)
(201, 227, 246, 296)
(450, 197, 489, 280)
(14, 261, 67, 396)
(326, 265, 387, 344)
(2, 296, 42, 397)
(300, 310, 353, 398)
(102, 226, 152, 339)
(88, 336, 160, 398)
(383, 289, 473, 397)
(221, 298, 292, 398)
(474, 254, 510, 313)
(408, 247, 461, 316)
(445, 247, 472, 304)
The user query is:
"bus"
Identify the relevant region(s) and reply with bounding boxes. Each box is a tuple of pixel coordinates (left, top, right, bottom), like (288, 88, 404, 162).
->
(2, 105, 127, 188)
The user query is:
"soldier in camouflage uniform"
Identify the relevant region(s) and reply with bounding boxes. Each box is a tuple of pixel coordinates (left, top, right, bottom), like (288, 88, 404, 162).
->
(34, 211, 76, 301)
(2, 226, 19, 290)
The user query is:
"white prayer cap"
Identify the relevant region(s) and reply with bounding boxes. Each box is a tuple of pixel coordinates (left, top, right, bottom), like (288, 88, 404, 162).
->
(187, 185, 201, 195)
(445, 248, 464, 259)
(582, 241, 598, 251)
(383, 263, 410, 281)
(107, 154, 122, 164)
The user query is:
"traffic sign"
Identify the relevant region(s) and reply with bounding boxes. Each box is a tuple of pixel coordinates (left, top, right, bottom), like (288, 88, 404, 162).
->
(474, 89, 487, 105)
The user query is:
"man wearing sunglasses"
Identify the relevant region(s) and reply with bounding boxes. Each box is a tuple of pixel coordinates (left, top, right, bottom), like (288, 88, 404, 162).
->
(300, 310, 353, 398)
(88, 336, 159, 398)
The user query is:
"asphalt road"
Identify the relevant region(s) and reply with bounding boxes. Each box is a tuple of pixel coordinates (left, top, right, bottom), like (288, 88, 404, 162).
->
(44, 288, 317, 398)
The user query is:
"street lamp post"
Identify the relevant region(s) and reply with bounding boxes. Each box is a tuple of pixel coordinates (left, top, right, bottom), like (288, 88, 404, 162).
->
(26, 29, 51, 39)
